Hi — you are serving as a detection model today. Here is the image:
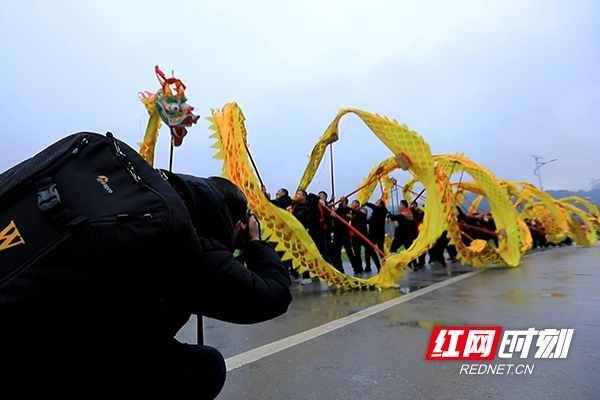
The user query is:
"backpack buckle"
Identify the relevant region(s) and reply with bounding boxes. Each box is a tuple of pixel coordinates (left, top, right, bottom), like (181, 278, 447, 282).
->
(38, 183, 61, 212)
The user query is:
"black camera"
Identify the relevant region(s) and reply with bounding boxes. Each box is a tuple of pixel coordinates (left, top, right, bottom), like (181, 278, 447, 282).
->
(234, 209, 261, 250)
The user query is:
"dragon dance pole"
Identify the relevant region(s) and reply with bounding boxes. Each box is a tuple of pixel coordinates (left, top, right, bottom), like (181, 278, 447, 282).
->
(393, 183, 428, 203)
(169, 137, 175, 172)
(411, 188, 426, 205)
(333, 164, 398, 206)
(330, 143, 335, 200)
(460, 229, 476, 242)
(244, 142, 266, 190)
(458, 222, 499, 237)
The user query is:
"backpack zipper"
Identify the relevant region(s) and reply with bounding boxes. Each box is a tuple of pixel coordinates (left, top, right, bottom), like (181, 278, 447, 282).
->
(105, 132, 173, 232)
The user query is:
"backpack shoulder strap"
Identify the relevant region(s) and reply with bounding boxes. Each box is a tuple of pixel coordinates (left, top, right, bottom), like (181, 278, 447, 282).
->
(160, 169, 197, 226)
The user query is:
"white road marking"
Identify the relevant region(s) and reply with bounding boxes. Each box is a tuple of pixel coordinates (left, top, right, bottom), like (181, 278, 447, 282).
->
(225, 268, 485, 371)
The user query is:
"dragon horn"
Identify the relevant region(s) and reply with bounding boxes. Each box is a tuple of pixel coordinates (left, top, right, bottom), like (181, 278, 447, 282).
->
(175, 81, 186, 100)
(155, 66, 173, 96)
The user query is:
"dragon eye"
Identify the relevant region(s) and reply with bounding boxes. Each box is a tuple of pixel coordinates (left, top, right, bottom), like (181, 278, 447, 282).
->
(169, 103, 180, 112)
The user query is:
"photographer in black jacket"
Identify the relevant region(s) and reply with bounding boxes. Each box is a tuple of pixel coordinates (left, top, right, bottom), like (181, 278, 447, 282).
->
(157, 173, 293, 399)
(2, 172, 292, 400)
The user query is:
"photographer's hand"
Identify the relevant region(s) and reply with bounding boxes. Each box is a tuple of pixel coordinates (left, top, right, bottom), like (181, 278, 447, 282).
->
(247, 213, 260, 243)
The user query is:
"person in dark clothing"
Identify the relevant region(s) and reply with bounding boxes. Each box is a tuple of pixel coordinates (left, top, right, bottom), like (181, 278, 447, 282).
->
(430, 207, 467, 265)
(446, 242, 458, 262)
(456, 206, 474, 246)
(458, 207, 499, 248)
(410, 202, 427, 268)
(482, 213, 498, 247)
(290, 190, 332, 284)
(350, 200, 380, 272)
(365, 199, 389, 262)
(262, 186, 296, 277)
(429, 230, 450, 268)
(318, 190, 334, 253)
(2, 172, 292, 400)
(318, 190, 336, 209)
(172, 174, 292, 315)
(443, 207, 458, 263)
(330, 197, 362, 275)
(389, 200, 417, 253)
(411, 202, 425, 225)
(526, 218, 547, 249)
(263, 186, 293, 210)
(389, 200, 423, 270)
(155, 173, 293, 398)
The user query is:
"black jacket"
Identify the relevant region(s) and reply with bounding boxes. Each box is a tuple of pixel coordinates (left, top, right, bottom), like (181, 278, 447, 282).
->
(365, 202, 389, 237)
(291, 198, 313, 228)
(389, 209, 418, 238)
(332, 204, 353, 240)
(170, 173, 292, 324)
(350, 207, 369, 235)
(271, 194, 293, 210)
(1, 171, 292, 396)
(291, 193, 326, 233)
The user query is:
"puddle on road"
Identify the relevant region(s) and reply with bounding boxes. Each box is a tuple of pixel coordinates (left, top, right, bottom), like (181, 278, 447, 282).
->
(504, 289, 568, 304)
(386, 316, 474, 331)
(386, 318, 436, 330)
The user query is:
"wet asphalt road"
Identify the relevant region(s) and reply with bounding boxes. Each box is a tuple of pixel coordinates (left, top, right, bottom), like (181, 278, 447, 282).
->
(176, 244, 600, 399)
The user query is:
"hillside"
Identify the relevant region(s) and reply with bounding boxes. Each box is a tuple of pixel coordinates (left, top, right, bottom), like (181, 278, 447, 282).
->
(546, 189, 600, 210)
(388, 188, 600, 215)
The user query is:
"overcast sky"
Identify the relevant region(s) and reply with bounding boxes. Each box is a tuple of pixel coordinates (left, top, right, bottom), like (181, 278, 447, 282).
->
(1, 0, 598, 201)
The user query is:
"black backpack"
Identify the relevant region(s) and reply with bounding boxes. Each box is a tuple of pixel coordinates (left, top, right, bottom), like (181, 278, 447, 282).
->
(0, 132, 200, 344)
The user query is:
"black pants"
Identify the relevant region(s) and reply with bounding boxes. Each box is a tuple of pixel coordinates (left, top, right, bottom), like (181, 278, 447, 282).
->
(447, 244, 457, 260)
(331, 235, 362, 274)
(392, 233, 426, 268)
(309, 229, 332, 264)
(362, 234, 383, 270)
(390, 233, 403, 253)
(270, 241, 296, 280)
(369, 233, 386, 255)
(391, 232, 414, 253)
(417, 252, 426, 266)
(304, 229, 332, 278)
(352, 236, 381, 271)
(430, 232, 450, 267)
(324, 228, 333, 254)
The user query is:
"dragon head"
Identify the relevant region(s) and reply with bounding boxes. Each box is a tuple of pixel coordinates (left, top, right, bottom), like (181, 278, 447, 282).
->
(154, 66, 200, 146)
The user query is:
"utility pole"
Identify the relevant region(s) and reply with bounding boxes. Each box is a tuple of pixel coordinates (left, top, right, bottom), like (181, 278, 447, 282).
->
(531, 155, 557, 191)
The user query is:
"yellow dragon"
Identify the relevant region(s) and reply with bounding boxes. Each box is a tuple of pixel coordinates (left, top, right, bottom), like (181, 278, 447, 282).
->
(207, 102, 598, 290)
(135, 78, 597, 289)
